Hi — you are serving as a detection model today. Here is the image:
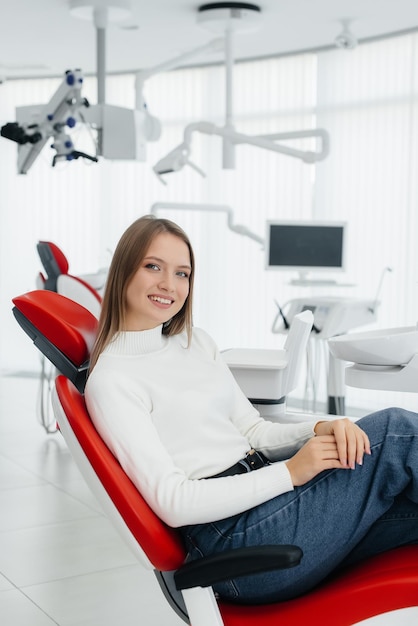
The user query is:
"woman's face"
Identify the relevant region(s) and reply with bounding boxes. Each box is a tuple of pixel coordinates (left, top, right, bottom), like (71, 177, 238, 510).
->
(124, 232, 191, 331)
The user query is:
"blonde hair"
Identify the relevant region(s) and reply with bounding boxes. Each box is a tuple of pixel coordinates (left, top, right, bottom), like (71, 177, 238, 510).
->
(89, 215, 195, 372)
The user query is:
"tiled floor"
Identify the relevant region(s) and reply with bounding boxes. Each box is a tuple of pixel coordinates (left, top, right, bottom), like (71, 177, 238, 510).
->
(1, 374, 418, 625)
(0, 375, 184, 626)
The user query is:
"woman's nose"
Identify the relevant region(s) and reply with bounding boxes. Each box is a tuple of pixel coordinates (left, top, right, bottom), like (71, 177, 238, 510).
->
(158, 274, 174, 292)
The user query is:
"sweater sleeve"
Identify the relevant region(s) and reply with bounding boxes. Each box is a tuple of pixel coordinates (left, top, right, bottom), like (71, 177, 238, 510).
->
(86, 364, 299, 528)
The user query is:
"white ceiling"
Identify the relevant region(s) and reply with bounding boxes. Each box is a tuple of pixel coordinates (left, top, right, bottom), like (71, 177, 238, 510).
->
(0, 0, 417, 81)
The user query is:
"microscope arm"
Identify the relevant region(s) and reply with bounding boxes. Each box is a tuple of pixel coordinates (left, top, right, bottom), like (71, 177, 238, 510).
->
(1, 69, 95, 174)
(52, 150, 99, 167)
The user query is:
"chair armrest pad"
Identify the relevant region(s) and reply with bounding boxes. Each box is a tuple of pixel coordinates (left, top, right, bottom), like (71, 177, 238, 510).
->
(174, 544, 302, 590)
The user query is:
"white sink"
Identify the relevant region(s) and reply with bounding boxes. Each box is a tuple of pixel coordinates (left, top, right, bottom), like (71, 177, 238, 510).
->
(328, 325, 418, 366)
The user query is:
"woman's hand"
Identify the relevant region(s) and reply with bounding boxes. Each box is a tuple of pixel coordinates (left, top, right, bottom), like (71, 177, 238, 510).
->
(314, 418, 371, 469)
(285, 419, 371, 487)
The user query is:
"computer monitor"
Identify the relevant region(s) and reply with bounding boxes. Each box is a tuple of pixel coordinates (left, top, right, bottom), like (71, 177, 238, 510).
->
(265, 220, 346, 281)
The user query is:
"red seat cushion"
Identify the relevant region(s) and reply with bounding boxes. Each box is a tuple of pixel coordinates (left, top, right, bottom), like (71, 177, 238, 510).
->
(219, 545, 418, 625)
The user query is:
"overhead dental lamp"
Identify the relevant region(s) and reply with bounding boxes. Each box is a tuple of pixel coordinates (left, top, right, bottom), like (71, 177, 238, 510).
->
(153, 2, 330, 183)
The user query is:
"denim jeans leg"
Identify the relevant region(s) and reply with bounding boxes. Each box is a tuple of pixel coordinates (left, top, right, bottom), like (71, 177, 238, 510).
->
(182, 407, 418, 604)
(339, 493, 418, 569)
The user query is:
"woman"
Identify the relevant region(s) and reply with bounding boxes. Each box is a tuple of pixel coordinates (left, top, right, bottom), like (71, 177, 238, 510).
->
(86, 214, 418, 604)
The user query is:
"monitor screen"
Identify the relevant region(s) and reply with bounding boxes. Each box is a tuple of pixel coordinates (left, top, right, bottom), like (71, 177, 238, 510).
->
(266, 221, 346, 274)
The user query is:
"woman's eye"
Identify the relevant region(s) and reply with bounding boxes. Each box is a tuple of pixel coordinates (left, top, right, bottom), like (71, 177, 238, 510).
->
(145, 263, 160, 271)
(177, 271, 189, 279)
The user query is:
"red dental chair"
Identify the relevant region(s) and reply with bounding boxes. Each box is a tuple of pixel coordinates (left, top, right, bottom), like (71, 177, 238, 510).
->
(36, 240, 102, 318)
(35, 241, 102, 432)
(12, 290, 418, 626)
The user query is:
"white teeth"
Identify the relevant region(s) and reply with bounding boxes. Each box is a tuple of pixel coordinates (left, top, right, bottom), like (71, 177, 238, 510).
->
(150, 296, 172, 305)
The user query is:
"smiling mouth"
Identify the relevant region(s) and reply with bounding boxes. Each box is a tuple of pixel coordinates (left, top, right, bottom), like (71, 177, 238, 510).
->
(149, 295, 174, 305)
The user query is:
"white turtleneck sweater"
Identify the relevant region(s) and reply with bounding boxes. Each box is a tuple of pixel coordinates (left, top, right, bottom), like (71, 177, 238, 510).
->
(85, 325, 315, 527)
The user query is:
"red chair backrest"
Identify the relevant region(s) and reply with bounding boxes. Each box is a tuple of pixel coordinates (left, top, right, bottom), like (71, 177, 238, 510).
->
(55, 375, 186, 571)
(13, 289, 185, 571)
(39, 240, 69, 274)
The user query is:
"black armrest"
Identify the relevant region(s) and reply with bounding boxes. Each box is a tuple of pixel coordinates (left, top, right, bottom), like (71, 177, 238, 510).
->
(174, 544, 302, 590)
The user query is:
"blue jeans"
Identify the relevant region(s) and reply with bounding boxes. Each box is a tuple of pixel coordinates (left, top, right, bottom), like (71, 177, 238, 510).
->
(180, 407, 418, 604)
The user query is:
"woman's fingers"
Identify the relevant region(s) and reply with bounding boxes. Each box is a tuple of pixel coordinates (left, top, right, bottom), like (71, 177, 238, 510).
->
(287, 421, 372, 488)
(332, 420, 371, 469)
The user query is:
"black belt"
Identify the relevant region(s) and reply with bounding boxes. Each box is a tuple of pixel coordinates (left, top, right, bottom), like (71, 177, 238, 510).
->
(209, 449, 271, 479)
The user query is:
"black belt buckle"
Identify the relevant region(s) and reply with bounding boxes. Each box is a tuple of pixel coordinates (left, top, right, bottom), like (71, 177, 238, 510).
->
(245, 449, 269, 471)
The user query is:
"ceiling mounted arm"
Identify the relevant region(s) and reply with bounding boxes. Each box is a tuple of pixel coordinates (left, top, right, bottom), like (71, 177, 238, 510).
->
(254, 128, 330, 162)
(153, 121, 330, 182)
(151, 201, 264, 246)
(135, 38, 224, 110)
(208, 124, 330, 163)
(154, 2, 330, 183)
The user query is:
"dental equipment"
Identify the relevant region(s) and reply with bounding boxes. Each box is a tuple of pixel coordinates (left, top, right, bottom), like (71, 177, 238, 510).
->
(223, 310, 314, 420)
(1, 0, 225, 173)
(329, 325, 418, 393)
(368, 266, 393, 315)
(273, 297, 379, 415)
(271, 262, 393, 413)
(153, 122, 330, 183)
(265, 220, 346, 284)
(150, 201, 264, 246)
(154, 2, 330, 183)
(134, 37, 224, 113)
(272, 297, 378, 341)
(1, 69, 98, 174)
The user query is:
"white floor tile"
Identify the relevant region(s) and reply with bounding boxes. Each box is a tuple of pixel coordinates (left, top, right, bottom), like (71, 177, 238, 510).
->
(0, 515, 138, 587)
(0, 455, 45, 490)
(57, 478, 104, 513)
(0, 589, 57, 626)
(0, 484, 96, 532)
(24, 565, 185, 626)
(0, 376, 41, 426)
(10, 442, 83, 487)
(0, 573, 14, 592)
(0, 421, 65, 458)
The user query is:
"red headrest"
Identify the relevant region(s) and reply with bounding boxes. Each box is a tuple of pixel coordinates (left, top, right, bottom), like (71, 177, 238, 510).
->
(40, 241, 69, 274)
(13, 290, 98, 365)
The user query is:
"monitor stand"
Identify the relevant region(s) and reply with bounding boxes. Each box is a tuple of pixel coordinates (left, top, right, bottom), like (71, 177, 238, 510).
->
(290, 272, 338, 287)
